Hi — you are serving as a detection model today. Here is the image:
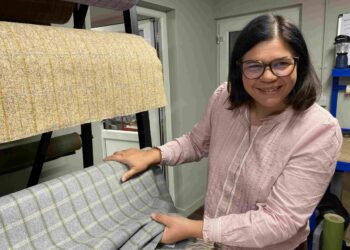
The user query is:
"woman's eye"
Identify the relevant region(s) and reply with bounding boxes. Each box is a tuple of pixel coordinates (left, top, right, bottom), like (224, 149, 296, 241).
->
(272, 61, 292, 69)
(245, 63, 262, 70)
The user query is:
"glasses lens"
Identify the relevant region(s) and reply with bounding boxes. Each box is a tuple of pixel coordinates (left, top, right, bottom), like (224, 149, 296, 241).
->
(271, 58, 295, 76)
(242, 61, 264, 79)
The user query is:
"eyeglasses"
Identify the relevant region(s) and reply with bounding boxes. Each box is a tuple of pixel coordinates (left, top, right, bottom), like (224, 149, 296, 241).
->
(238, 57, 299, 79)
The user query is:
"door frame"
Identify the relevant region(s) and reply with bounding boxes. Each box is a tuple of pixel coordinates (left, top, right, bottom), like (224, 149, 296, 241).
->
(137, 6, 173, 145)
(138, 7, 176, 200)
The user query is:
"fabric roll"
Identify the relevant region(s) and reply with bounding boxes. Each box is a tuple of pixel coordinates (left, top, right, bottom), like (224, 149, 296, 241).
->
(0, 21, 166, 143)
(0, 161, 175, 249)
(0, 0, 74, 25)
(322, 213, 344, 250)
(0, 133, 82, 175)
(63, 0, 140, 11)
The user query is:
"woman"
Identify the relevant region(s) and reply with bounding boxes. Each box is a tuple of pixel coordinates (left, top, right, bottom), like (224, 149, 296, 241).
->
(105, 14, 342, 249)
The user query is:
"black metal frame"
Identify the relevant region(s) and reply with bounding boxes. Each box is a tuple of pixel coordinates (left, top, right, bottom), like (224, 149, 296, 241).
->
(27, 132, 52, 187)
(73, 4, 94, 168)
(73, 4, 88, 29)
(123, 7, 153, 149)
(27, 3, 91, 187)
(27, 3, 152, 187)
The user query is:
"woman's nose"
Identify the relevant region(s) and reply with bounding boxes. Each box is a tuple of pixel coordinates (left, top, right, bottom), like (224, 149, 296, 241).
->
(260, 66, 278, 82)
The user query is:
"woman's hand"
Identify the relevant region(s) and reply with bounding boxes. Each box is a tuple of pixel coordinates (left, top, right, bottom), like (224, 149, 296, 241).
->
(104, 148, 161, 182)
(151, 213, 203, 244)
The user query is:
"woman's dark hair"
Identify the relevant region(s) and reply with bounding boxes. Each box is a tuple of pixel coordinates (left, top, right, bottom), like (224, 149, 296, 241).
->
(228, 14, 321, 111)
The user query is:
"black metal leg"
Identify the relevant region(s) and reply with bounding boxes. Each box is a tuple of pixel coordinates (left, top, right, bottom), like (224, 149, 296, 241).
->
(73, 3, 88, 29)
(73, 4, 94, 167)
(123, 7, 153, 149)
(123, 7, 139, 34)
(27, 132, 53, 187)
(136, 112, 152, 148)
(81, 123, 94, 168)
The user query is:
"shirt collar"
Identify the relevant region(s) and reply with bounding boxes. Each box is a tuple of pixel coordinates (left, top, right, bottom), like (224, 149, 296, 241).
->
(239, 104, 295, 126)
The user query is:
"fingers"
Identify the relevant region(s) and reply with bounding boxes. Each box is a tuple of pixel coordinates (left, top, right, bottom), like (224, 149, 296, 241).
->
(104, 155, 115, 161)
(103, 148, 149, 182)
(104, 148, 138, 162)
(104, 151, 126, 163)
(104, 152, 120, 161)
(151, 213, 171, 226)
(121, 168, 137, 182)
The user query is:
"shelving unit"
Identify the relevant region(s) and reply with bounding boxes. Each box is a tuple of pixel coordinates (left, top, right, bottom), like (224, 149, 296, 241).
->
(0, 1, 153, 188)
(309, 68, 350, 250)
(331, 68, 350, 172)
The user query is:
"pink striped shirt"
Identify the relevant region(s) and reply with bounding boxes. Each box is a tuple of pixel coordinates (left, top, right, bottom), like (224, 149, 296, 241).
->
(159, 83, 342, 249)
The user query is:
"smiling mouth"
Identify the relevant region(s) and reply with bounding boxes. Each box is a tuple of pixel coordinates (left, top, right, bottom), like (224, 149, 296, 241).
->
(257, 86, 282, 94)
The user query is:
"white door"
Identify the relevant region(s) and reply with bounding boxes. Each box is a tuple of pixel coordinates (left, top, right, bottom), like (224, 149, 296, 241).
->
(217, 6, 301, 85)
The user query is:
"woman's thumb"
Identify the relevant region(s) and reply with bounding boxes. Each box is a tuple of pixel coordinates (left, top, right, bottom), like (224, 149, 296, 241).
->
(151, 213, 170, 226)
(121, 168, 137, 182)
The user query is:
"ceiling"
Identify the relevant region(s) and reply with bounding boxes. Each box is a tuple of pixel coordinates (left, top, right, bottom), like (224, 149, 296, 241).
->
(90, 6, 149, 28)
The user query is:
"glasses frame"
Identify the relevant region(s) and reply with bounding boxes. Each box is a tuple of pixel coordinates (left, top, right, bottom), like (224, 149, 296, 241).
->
(237, 57, 299, 80)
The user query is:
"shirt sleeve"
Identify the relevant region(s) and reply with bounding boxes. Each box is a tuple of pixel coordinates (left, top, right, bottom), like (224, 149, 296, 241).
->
(158, 83, 227, 166)
(203, 117, 343, 248)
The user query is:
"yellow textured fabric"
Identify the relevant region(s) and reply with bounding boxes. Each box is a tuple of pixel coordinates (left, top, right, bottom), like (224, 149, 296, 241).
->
(0, 21, 166, 143)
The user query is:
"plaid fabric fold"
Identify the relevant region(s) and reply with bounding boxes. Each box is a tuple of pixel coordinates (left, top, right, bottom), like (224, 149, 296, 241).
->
(0, 161, 175, 250)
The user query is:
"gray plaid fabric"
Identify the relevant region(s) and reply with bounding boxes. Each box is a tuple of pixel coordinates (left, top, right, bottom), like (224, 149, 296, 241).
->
(0, 161, 176, 250)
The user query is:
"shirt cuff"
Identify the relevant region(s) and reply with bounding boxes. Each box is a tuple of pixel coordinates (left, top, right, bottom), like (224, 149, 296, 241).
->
(203, 216, 222, 243)
(157, 145, 171, 165)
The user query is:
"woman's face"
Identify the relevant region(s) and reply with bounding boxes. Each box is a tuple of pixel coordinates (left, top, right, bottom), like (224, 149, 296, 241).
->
(241, 37, 297, 117)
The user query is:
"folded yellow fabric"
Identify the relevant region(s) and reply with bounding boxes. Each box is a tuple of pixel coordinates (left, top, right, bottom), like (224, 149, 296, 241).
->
(0, 21, 166, 143)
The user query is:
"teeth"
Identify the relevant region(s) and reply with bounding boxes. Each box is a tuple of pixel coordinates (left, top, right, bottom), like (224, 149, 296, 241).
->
(260, 87, 278, 92)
